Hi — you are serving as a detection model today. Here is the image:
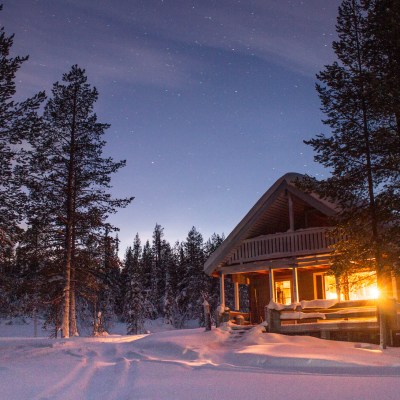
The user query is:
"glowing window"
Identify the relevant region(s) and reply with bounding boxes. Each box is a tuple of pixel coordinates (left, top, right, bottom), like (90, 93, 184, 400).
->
(275, 280, 292, 305)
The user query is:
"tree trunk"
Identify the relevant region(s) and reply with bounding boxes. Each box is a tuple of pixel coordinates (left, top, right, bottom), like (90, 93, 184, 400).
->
(61, 236, 71, 338)
(61, 86, 78, 339)
(69, 205, 78, 336)
(352, 2, 387, 348)
(70, 256, 78, 336)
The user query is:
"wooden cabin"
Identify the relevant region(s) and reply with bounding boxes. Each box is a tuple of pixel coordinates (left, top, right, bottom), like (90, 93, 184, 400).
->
(204, 173, 400, 326)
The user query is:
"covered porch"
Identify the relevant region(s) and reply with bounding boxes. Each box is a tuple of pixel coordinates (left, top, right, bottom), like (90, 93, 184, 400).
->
(217, 261, 398, 326)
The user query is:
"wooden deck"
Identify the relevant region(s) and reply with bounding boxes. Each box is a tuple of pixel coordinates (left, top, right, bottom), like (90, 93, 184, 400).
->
(227, 227, 339, 265)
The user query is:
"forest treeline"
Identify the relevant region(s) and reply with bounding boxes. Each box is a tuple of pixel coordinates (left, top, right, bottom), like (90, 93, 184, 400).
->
(120, 226, 239, 335)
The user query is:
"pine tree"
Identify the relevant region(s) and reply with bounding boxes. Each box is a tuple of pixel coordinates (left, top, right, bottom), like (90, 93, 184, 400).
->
(24, 65, 133, 338)
(173, 242, 188, 328)
(204, 233, 227, 318)
(141, 240, 153, 292)
(117, 241, 129, 318)
(178, 227, 207, 325)
(304, 0, 400, 348)
(163, 242, 180, 326)
(123, 235, 147, 335)
(0, 7, 44, 264)
(140, 240, 156, 319)
(150, 224, 167, 316)
(92, 229, 122, 335)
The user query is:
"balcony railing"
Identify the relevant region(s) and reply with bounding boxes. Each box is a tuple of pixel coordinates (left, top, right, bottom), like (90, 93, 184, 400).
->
(227, 227, 339, 265)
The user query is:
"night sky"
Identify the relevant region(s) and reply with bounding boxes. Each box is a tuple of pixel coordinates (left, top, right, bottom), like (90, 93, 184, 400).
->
(3, 0, 342, 252)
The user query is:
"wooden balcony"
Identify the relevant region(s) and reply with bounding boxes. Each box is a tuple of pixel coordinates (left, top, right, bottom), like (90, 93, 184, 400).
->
(227, 227, 339, 265)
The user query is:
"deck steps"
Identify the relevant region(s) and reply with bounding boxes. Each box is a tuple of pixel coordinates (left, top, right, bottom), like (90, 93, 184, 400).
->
(228, 325, 253, 342)
(230, 325, 253, 331)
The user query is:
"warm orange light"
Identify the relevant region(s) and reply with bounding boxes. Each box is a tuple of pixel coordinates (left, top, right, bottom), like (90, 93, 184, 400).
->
(323, 272, 379, 301)
(370, 287, 380, 299)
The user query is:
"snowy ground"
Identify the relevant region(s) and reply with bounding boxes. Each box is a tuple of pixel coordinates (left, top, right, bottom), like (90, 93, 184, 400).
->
(1, 319, 400, 399)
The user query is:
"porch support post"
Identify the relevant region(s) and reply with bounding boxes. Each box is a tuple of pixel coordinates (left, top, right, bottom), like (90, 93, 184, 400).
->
(219, 272, 225, 308)
(234, 282, 240, 311)
(335, 275, 341, 301)
(269, 268, 275, 302)
(292, 266, 299, 303)
(288, 192, 295, 232)
(391, 271, 398, 300)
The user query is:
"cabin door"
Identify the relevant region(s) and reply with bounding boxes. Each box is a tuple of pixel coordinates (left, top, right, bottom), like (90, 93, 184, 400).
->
(249, 275, 270, 323)
(314, 273, 325, 299)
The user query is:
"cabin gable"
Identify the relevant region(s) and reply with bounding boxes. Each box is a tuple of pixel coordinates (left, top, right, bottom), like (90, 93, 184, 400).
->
(204, 173, 337, 277)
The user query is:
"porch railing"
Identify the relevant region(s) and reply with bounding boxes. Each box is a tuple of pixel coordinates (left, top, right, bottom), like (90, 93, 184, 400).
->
(227, 227, 339, 265)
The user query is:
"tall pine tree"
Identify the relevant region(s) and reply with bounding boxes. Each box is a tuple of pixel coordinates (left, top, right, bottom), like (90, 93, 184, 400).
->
(25, 66, 133, 338)
(304, 0, 400, 348)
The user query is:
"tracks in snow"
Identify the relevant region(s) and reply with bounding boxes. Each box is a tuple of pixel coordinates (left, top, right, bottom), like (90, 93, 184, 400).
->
(31, 341, 146, 400)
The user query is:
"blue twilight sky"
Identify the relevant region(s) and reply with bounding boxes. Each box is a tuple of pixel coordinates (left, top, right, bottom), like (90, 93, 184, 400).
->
(3, 0, 342, 251)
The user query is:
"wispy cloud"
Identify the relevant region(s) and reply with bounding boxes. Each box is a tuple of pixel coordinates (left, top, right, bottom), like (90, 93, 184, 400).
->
(77, 0, 340, 77)
(4, 0, 340, 95)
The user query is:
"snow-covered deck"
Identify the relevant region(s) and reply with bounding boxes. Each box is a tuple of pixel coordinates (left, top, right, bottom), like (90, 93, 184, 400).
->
(266, 299, 400, 345)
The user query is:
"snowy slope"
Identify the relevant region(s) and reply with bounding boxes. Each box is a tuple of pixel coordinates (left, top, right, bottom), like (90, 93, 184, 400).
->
(1, 321, 400, 400)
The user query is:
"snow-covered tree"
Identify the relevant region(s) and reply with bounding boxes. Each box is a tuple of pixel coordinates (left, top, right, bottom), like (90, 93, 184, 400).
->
(163, 242, 180, 326)
(150, 224, 167, 316)
(123, 235, 147, 335)
(177, 227, 207, 324)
